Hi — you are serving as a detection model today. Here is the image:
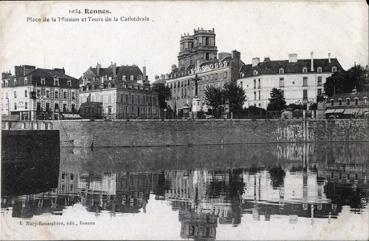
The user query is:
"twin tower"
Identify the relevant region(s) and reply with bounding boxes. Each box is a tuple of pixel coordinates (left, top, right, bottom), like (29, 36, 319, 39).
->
(178, 28, 217, 72)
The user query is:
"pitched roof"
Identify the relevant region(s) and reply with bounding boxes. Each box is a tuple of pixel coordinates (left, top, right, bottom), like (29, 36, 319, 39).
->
(88, 65, 143, 78)
(27, 68, 77, 80)
(240, 58, 343, 77)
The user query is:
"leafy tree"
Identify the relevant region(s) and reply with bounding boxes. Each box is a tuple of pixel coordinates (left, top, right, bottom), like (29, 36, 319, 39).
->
(152, 84, 171, 109)
(223, 82, 246, 115)
(204, 85, 223, 117)
(267, 88, 286, 111)
(324, 65, 367, 96)
(204, 82, 246, 117)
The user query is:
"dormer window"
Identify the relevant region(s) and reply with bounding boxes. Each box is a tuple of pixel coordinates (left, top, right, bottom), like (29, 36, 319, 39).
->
(24, 77, 28, 84)
(332, 66, 337, 72)
(279, 68, 284, 74)
(317, 67, 322, 73)
(302, 67, 308, 73)
(330, 99, 334, 106)
(346, 98, 350, 105)
(41, 78, 45, 85)
(67, 80, 71, 87)
(54, 78, 59, 86)
(253, 70, 258, 76)
(130, 75, 134, 81)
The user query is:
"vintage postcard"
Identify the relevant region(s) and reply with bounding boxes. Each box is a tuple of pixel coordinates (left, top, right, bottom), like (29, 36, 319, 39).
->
(0, 0, 368, 240)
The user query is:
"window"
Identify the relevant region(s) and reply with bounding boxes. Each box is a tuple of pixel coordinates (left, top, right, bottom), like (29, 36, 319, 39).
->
(46, 102, 50, 111)
(72, 92, 75, 100)
(317, 67, 322, 73)
(37, 89, 41, 97)
(123, 75, 126, 81)
(46, 90, 50, 98)
(338, 98, 342, 105)
(254, 79, 256, 89)
(63, 104, 67, 112)
(346, 98, 350, 105)
(302, 67, 308, 73)
(318, 88, 322, 96)
(54, 78, 59, 86)
(41, 78, 45, 85)
(279, 68, 284, 74)
(330, 99, 334, 106)
(364, 97, 368, 105)
(303, 77, 308, 87)
(355, 98, 359, 105)
(37, 102, 41, 111)
(303, 89, 308, 100)
(254, 91, 256, 100)
(25, 102, 28, 109)
(24, 77, 28, 85)
(55, 103, 59, 110)
(279, 78, 284, 88)
(258, 90, 261, 100)
(67, 80, 71, 86)
(206, 53, 209, 60)
(130, 75, 134, 81)
(55, 91, 58, 99)
(72, 104, 76, 112)
(258, 79, 260, 88)
(14, 91, 17, 98)
(24, 90, 27, 97)
(317, 76, 322, 86)
(332, 66, 337, 72)
(253, 70, 258, 76)
(14, 103, 17, 110)
(64, 91, 67, 99)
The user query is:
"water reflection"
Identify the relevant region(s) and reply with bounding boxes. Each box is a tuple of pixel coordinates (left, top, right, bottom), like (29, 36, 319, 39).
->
(1, 142, 368, 240)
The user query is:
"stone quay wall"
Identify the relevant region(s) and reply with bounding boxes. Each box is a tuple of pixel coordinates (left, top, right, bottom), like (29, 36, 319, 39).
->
(3, 119, 367, 147)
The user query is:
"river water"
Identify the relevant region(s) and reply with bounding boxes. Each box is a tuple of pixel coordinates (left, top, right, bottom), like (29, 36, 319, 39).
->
(1, 142, 368, 240)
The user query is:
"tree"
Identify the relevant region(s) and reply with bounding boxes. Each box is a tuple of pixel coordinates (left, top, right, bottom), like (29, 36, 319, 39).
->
(204, 82, 246, 118)
(204, 85, 223, 117)
(324, 65, 367, 96)
(267, 88, 286, 111)
(152, 84, 171, 109)
(223, 82, 246, 115)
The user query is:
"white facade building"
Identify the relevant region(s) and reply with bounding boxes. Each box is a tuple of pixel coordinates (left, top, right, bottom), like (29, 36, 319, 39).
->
(237, 53, 344, 109)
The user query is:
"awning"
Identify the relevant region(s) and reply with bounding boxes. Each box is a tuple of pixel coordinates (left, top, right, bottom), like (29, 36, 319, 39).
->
(343, 109, 355, 115)
(334, 109, 345, 114)
(62, 114, 82, 119)
(325, 109, 335, 114)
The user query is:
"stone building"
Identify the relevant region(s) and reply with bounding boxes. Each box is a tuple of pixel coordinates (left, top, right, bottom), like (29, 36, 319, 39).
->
(1, 65, 79, 120)
(155, 28, 244, 115)
(237, 52, 344, 109)
(322, 91, 369, 118)
(79, 63, 160, 119)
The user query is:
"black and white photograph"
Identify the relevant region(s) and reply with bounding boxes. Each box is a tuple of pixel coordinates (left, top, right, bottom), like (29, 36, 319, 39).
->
(0, 1, 368, 240)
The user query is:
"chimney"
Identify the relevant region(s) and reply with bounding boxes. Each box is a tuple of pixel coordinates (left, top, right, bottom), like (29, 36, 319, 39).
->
(252, 57, 260, 67)
(288, 53, 298, 63)
(111, 62, 117, 78)
(328, 52, 331, 63)
(96, 63, 101, 76)
(142, 66, 147, 81)
(310, 51, 314, 71)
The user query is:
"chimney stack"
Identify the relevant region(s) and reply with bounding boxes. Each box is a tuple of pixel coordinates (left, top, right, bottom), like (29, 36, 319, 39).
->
(96, 63, 101, 76)
(328, 52, 331, 63)
(252, 57, 260, 67)
(310, 51, 314, 71)
(142, 66, 147, 81)
(288, 53, 298, 63)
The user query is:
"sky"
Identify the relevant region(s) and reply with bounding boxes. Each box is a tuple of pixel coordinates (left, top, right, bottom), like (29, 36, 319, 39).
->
(0, 1, 368, 82)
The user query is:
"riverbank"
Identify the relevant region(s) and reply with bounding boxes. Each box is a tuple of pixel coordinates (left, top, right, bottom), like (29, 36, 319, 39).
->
(2, 119, 369, 147)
